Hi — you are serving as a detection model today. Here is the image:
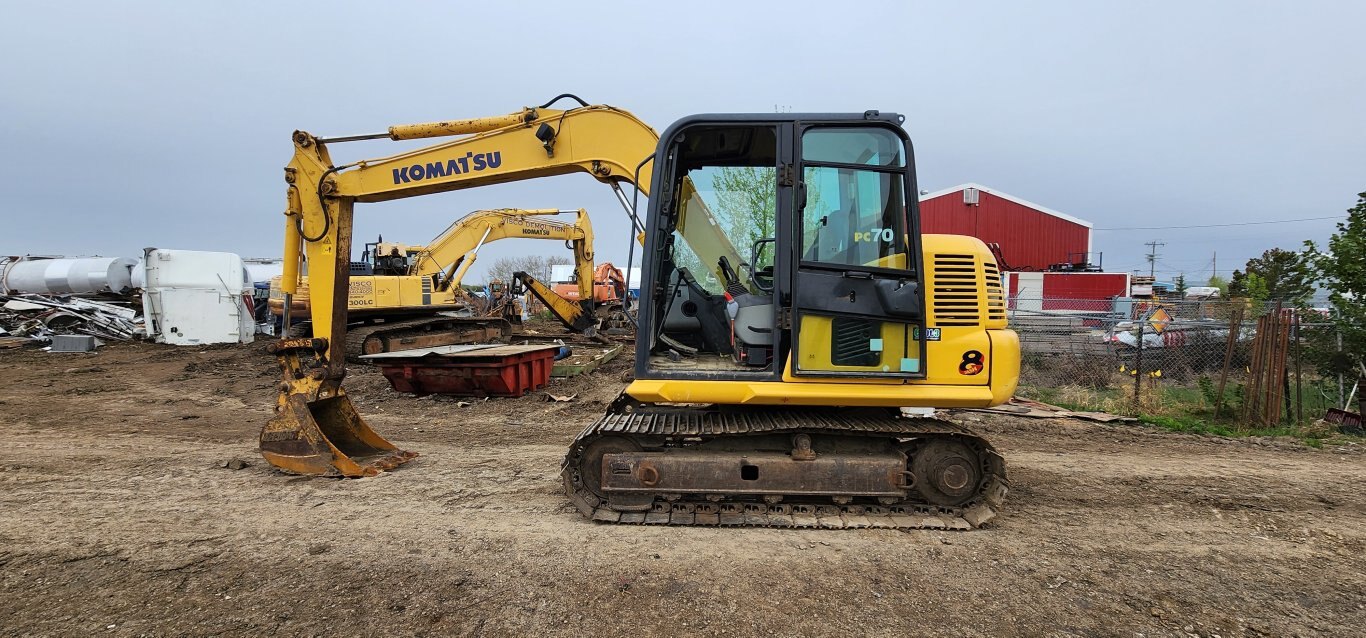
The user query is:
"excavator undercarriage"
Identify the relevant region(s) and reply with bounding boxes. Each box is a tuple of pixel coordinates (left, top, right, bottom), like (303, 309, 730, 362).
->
(345, 315, 514, 360)
(563, 398, 1006, 528)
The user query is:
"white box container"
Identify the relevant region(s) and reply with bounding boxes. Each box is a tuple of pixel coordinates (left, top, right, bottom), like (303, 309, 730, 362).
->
(140, 249, 254, 346)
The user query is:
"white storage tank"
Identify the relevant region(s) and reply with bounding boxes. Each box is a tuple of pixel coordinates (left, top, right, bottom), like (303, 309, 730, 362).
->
(2, 257, 137, 295)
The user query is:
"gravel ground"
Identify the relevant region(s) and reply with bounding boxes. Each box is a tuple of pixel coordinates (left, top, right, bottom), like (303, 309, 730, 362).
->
(1, 338, 1362, 637)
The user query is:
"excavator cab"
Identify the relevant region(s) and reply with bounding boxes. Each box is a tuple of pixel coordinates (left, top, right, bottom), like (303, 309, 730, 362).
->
(359, 238, 419, 276)
(637, 117, 924, 379)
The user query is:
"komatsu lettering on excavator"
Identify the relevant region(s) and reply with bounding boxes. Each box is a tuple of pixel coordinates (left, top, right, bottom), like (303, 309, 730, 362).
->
(392, 152, 503, 183)
(261, 95, 1019, 531)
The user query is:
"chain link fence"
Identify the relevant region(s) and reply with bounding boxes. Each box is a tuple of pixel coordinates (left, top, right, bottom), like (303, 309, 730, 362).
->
(1010, 297, 1354, 428)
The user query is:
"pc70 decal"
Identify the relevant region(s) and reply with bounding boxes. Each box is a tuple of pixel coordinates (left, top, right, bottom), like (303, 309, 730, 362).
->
(853, 227, 896, 243)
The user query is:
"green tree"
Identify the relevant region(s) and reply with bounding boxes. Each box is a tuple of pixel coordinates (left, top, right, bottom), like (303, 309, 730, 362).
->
(1174, 274, 1188, 297)
(713, 166, 777, 256)
(710, 167, 824, 270)
(1245, 271, 1269, 304)
(485, 254, 571, 285)
(1304, 191, 1366, 387)
(1229, 248, 1314, 305)
(1207, 274, 1228, 295)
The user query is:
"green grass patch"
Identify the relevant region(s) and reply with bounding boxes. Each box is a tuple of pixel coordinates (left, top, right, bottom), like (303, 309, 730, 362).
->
(1018, 380, 1357, 447)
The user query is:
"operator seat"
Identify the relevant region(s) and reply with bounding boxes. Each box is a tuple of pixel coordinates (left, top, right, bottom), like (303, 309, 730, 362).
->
(718, 256, 774, 367)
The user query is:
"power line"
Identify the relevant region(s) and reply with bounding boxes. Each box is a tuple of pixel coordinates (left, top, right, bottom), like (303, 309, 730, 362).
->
(1096, 215, 1341, 231)
(1144, 240, 1166, 278)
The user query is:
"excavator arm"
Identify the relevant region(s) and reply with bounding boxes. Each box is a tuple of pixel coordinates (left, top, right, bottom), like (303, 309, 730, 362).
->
(512, 271, 597, 334)
(408, 208, 594, 293)
(513, 258, 627, 336)
(264, 99, 739, 476)
(268, 207, 593, 317)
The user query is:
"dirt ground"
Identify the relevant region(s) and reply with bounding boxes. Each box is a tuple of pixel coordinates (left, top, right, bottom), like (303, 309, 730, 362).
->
(1, 335, 1363, 638)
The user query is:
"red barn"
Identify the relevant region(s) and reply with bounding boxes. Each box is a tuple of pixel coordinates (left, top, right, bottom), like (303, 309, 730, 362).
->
(918, 183, 1092, 271)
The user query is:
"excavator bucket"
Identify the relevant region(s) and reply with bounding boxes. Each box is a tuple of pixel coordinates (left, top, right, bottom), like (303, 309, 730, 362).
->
(259, 338, 417, 477)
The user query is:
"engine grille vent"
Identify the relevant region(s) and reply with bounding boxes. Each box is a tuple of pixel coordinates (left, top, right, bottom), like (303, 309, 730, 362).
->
(983, 261, 1006, 323)
(830, 317, 879, 366)
(931, 253, 981, 327)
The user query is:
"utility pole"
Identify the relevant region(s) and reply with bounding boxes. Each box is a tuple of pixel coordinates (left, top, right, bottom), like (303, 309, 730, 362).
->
(1145, 240, 1166, 278)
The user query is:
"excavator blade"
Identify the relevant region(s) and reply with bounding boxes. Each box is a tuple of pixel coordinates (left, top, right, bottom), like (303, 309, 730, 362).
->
(259, 338, 417, 477)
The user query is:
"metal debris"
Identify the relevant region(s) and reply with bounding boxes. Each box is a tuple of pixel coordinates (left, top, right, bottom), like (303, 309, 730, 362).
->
(0, 293, 142, 345)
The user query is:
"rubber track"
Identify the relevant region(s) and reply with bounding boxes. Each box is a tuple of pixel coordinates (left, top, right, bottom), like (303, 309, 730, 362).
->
(345, 317, 504, 361)
(561, 407, 1008, 529)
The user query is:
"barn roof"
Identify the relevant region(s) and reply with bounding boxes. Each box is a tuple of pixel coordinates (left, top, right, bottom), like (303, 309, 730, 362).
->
(918, 182, 1093, 229)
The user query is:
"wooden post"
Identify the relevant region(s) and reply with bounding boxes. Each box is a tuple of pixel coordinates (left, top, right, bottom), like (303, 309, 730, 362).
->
(1242, 313, 1265, 428)
(1265, 305, 1282, 427)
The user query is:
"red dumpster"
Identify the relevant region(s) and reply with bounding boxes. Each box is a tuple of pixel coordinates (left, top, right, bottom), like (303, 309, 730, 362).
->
(367, 344, 559, 397)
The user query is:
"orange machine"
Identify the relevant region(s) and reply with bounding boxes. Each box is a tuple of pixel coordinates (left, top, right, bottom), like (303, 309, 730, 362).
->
(552, 262, 627, 304)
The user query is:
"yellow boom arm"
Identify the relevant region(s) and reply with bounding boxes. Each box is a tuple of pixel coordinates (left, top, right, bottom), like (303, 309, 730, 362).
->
(280, 104, 656, 373)
(281, 103, 743, 373)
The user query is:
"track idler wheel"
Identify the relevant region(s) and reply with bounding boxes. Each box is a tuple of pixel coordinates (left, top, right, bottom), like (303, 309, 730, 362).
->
(911, 438, 984, 507)
(576, 436, 642, 500)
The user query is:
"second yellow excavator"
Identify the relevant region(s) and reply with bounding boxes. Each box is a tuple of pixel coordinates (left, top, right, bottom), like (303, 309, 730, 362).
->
(269, 207, 600, 356)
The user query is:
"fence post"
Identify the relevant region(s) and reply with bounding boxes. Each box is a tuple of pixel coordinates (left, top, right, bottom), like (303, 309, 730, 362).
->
(1293, 309, 1303, 425)
(1133, 321, 1144, 412)
(1214, 305, 1243, 419)
(1338, 327, 1345, 410)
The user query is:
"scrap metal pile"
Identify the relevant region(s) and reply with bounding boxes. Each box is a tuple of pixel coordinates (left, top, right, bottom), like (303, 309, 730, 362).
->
(0, 293, 141, 347)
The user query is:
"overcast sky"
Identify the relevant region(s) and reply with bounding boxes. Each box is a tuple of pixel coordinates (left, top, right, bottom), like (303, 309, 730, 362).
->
(2, 1, 1363, 284)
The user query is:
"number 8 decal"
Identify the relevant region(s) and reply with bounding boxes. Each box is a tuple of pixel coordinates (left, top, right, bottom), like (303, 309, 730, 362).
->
(959, 350, 984, 376)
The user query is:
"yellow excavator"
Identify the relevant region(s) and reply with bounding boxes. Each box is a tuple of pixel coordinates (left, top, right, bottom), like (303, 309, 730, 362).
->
(260, 96, 1018, 529)
(267, 207, 600, 355)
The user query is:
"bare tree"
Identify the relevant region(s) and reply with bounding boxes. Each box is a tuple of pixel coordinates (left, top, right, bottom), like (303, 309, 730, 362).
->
(485, 254, 571, 283)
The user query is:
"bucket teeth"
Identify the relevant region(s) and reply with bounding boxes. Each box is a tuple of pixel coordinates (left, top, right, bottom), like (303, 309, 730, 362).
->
(262, 338, 415, 477)
(259, 392, 415, 477)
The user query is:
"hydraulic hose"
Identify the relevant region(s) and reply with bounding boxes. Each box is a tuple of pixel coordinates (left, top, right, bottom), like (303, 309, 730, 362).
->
(537, 93, 590, 109)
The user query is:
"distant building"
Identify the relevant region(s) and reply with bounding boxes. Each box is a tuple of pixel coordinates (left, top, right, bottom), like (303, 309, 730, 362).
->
(919, 183, 1093, 272)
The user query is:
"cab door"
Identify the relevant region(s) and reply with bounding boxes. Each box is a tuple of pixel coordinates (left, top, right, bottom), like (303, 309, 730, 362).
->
(788, 124, 927, 378)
